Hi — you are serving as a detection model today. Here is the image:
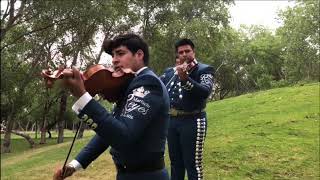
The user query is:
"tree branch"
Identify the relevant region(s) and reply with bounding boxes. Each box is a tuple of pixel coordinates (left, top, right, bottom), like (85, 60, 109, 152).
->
(1, 0, 26, 41)
(1, 17, 69, 52)
(0, 0, 10, 22)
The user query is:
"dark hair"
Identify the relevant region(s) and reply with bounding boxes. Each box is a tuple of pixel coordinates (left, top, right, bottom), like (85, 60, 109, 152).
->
(175, 38, 195, 53)
(103, 33, 149, 65)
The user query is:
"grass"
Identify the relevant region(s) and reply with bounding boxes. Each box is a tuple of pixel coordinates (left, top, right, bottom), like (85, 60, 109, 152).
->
(204, 83, 319, 179)
(1, 83, 319, 179)
(1, 131, 84, 160)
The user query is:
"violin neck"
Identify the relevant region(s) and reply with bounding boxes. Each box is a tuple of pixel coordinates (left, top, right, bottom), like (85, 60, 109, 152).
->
(185, 59, 198, 71)
(61, 69, 74, 78)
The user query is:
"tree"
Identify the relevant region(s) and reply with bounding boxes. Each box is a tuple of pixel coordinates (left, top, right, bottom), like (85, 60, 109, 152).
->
(1, 0, 234, 153)
(240, 25, 284, 90)
(1, 0, 137, 151)
(277, 0, 319, 82)
(146, 0, 233, 74)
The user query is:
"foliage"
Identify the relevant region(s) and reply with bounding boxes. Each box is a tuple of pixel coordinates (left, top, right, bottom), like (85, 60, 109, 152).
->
(142, 0, 233, 74)
(277, 0, 320, 82)
(0, 0, 139, 151)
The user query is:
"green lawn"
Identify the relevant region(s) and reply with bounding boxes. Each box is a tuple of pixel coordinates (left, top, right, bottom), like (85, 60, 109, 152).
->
(1, 131, 92, 160)
(205, 83, 319, 179)
(1, 83, 319, 179)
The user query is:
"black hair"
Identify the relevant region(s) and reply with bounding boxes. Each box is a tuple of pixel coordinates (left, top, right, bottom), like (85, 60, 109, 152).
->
(174, 38, 195, 53)
(103, 33, 149, 65)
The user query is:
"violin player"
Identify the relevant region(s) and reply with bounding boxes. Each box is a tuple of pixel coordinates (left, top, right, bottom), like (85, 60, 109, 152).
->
(53, 33, 170, 180)
(160, 39, 214, 180)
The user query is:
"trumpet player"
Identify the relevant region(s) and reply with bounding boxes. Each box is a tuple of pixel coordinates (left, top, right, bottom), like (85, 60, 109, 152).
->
(160, 38, 214, 180)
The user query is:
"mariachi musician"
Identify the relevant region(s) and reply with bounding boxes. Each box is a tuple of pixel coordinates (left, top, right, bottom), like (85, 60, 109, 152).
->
(160, 38, 214, 180)
(53, 33, 170, 180)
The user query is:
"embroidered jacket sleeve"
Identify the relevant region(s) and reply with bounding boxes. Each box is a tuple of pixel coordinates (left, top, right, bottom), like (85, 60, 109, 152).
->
(78, 75, 164, 151)
(159, 67, 172, 84)
(181, 65, 214, 99)
(75, 134, 109, 169)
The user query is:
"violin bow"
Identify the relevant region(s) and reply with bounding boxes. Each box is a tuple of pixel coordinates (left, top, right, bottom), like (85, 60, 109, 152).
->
(62, 119, 83, 177)
(62, 95, 102, 177)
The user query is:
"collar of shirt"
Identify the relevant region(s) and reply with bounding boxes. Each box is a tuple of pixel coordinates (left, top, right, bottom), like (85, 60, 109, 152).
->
(193, 59, 198, 64)
(135, 66, 148, 76)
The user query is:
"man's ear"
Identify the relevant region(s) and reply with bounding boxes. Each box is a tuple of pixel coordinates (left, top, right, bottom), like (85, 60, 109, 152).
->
(136, 49, 144, 61)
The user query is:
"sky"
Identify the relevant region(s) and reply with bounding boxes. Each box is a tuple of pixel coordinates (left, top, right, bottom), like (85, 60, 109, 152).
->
(229, 0, 296, 30)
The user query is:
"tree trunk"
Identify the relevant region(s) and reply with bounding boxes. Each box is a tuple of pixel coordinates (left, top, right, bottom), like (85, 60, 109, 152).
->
(57, 120, 64, 143)
(11, 130, 35, 148)
(39, 109, 48, 144)
(57, 92, 67, 143)
(40, 89, 51, 144)
(17, 122, 24, 131)
(35, 119, 38, 139)
(39, 119, 47, 144)
(25, 120, 30, 132)
(1, 119, 14, 153)
(31, 122, 35, 132)
(46, 121, 57, 139)
(1, 122, 36, 149)
(47, 130, 52, 138)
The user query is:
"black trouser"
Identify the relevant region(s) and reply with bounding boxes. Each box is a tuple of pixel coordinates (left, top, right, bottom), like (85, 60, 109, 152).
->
(168, 112, 207, 180)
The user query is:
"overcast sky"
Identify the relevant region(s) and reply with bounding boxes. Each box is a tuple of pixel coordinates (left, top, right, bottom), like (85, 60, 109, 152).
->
(229, 0, 296, 30)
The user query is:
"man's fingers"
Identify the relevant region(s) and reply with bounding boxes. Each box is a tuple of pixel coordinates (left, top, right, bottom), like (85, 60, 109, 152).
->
(176, 66, 183, 72)
(63, 166, 75, 178)
(53, 168, 63, 180)
(72, 67, 81, 80)
(53, 166, 75, 180)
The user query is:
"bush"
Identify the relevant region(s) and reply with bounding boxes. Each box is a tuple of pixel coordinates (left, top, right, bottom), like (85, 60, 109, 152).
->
(270, 79, 291, 88)
(257, 74, 273, 89)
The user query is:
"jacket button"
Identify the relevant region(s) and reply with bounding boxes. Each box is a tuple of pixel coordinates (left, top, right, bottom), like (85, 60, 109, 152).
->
(82, 114, 89, 120)
(86, 118, 93, 125)
(91, 123, 98, 129)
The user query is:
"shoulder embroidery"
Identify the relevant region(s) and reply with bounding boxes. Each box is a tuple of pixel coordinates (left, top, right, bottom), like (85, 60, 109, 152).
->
(132, 86, 150, 98)
(200, 74, 213, 88)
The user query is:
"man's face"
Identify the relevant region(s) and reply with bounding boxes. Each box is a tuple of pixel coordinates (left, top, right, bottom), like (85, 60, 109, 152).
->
(177, 45, 195, 63)
(111, 46, 142, 72)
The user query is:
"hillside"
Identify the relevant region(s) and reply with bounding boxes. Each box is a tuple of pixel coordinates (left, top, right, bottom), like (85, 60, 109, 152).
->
(1, 83, 319, 179)
(205, 83, 319, 179)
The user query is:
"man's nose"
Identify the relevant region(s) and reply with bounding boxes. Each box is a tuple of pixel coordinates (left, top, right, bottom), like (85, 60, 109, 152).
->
(112, 57, 119, 64)
(182, 53, 188, 58)
(181, 51, 188, 56)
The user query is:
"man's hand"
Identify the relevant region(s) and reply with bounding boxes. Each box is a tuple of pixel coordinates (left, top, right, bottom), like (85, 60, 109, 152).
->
(176, 63, 189, 81)
(53, 165, 76, 180)
(62, 67, 86, 98)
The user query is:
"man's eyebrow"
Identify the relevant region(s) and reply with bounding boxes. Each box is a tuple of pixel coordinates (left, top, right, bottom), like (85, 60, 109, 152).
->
(114, 49, 124, 54)
(178, 49, 190, 53)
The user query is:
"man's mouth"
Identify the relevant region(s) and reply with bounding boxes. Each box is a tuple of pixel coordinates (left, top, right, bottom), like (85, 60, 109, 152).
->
(114, 66, 122, 71)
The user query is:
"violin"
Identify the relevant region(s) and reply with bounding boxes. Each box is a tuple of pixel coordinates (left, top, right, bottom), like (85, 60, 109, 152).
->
(175, 59, 198, 75)
(41, 64, 135, 102)
(165, 59, 198, 87)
